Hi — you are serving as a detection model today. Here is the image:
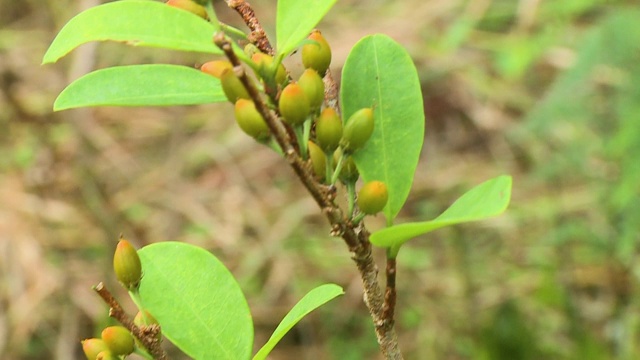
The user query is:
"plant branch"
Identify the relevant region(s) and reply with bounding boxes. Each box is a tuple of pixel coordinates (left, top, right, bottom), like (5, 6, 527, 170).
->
(93, 282, 168, 360)
(225, 0, 273, 55)
(383, 257, 398, 326)
(215, 4, 402, 354)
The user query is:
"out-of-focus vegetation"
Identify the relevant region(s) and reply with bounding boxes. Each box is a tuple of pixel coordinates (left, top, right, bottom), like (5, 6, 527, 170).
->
(1, 0, 639, 358)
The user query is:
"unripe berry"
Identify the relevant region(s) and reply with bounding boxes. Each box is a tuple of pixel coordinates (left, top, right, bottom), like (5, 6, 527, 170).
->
(220, 68, 250, 103)
(333, 148, 359, 184)
(357, 181, 388, 215)
(308, 141, 327, 180)
(341, 108, 374, 153)
(279, 83, 310, 126)
(200, 60, 232, 78)
(251, 53, 287, 86)
(113, 239, 142, 291)
(302, 30, 332, 76)
(96, 351, 117, 360)
(134, 310, 159, 327)
(101, 326, 134, 356)
(165, 0, 209, 20)
(234, 99, 270, 141)
(315, 108, 342, 153)
(298, 69, 324, 111)
(82, 338, 109, 360)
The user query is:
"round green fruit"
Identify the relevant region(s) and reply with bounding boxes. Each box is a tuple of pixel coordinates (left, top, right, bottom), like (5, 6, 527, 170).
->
(234, 99, 270, 141)
(341, 108, 374, 153)
(298, 69, 324, 111)
(165, 0, 208, 20)
(302, 30, 332, 76)
(308, 141, 327, 180)
(113, 239, 142, 291)
(82, 338, 109, 360)
(220, 68, 250, 103)
(200, 60, 232, 78)
(315, 108, 342, 153)
(357, 181, 388, 215)
(279, 83, 310, 126)
(101, 326, 134, 356)
(251, 53, 287, 86)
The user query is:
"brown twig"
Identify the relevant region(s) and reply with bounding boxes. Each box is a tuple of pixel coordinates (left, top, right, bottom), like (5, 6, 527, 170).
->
(226, 0, 273, 55)
(214, 31, 402, 358)
(383, 257, 397, 325)
(93, 283, 168, 360)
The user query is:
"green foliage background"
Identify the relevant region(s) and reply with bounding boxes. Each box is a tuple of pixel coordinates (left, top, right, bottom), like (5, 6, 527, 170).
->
(1, 0, 639, 358)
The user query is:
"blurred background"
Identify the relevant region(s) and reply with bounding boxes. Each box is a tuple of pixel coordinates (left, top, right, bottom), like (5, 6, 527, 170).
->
(2, 0, 640, 359)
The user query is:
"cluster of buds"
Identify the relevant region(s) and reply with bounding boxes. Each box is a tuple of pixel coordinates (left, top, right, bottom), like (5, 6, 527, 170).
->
(82, 238, 161, 360)
(200, 29, 387, 219)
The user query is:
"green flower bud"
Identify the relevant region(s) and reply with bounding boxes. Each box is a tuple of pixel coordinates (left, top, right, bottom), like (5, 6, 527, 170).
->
(279, 82, 310, 126)
(315, 108, 342, 153)
(298, 69, 324, 111)
(302, 30, 332, 76)
(220, 68, 250, 103)
(251, 53, 287, 86)
(101, 326, 134, 356)
(82, 338, 109, 360)
(234, 99, 270, 141)
(341, 108, 374, 153)
(333, 148, 359, 184)
(308, 141, 327, 180)
(165, 0, 209, 20)
(113, 239, 142, 291)
(200, 60, 232, 78)
(357, 181, 388, 215)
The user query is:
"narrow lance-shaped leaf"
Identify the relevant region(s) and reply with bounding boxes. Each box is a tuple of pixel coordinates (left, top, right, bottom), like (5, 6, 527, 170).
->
(54, 65, 225, 110)
(341, 34, 425, 224)
(253, 284, 344, 360)
(370, 175, 513, 248)
(276, 0, 338, 57)
(43, 0, 221, 64)
(138, 242, 253, 360)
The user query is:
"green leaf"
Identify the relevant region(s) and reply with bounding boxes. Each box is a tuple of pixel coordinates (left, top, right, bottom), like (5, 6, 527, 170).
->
(53, 65, 225, 110)
(276, 0, 337, 57)
(253, 284, 343, 360)
(370, 175, 512, 248)
(138, 242, 253, 360)
(42, 0, 220, 64)
(341, 34, 425, 224)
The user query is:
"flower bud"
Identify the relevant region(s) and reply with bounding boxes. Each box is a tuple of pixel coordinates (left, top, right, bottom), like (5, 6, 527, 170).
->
(200, 60, 232, 78)
(234, 99, 270, 141)
(302, 30, 332, 76)
(278, 83, 310, 126)
(315, 108, 342, 153)
(308, 141, 327, 180)
(220, 68, 250, 103)
(113, 239, 142, 291)
(341, 108, 374, 153)
(298, 69, 324, 111)
(357, 181, 388, 215)
(82, 338, 109, 360)
(165, 0, 209, 20)
(101, 326, 134, 356)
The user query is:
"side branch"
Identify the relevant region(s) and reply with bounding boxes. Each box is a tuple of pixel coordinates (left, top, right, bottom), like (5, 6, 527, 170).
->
(94, 283, 168, 360)
(226, 0, 273, 55)
(214, 29, 402, 360)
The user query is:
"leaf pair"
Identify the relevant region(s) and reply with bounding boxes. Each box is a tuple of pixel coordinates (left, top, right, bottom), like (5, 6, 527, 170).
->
(138, 242, 343, 359)
(43, 0, 339, 110)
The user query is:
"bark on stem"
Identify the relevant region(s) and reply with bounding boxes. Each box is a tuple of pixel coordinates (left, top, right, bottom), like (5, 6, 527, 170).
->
(214, 33, 403, 359)
(94, 283, 168, 360)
